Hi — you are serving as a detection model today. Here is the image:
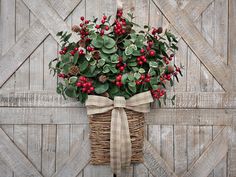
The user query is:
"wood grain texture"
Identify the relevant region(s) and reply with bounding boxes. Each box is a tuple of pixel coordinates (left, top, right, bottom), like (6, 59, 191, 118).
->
(152, 0, 231, 91)
(182, 127, 229, 177)
(144, 139, 177, 177)
(0, 128, 42, 177)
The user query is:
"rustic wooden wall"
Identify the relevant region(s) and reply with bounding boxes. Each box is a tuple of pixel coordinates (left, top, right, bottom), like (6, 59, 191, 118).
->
(0, 0, 235, 177)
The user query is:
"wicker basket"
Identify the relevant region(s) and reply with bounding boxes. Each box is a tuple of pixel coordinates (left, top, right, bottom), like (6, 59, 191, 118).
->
(89, 109, 145, 165)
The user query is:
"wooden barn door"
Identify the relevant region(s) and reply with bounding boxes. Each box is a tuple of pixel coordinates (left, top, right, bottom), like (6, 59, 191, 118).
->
(0, 0, 235, 177)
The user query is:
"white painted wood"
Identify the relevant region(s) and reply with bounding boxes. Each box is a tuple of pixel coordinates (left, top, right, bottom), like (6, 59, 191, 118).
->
(0, 128, 42, 177)
(42, 125, 56, 177)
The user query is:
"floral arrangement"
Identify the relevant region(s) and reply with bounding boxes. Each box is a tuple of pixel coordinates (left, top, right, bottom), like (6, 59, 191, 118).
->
(49, 9, 183, 105)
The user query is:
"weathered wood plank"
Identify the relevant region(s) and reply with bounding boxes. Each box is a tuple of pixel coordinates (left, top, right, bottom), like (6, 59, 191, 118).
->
(0, 107, 233, 125)
(42, 125, 56, 177)
(0, 0, 79, 88)
(146, 109, 233, 125)
(1, 91, 236, 108)
(52, 126, 90, 177)
(174, 126, 187, 176)
(23, 0, 79, 44)
(28, 125, 42, 172)
(182, 127, 229, 177)
(143, 139, 177, 177)
(0, 107, 87, 124)
(0, 128, 42, 177)
(152, 0, 231, 91)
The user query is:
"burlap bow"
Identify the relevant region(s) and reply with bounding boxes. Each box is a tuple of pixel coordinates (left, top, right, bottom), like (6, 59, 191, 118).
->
(85, 91, 153, 176)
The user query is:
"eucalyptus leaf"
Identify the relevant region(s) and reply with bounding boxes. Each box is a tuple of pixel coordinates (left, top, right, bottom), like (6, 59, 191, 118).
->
(104, 36, 116, 49)
(94, 82, 109, 94)
(102, 46, 117, 54)
(69, 76, 78, 84)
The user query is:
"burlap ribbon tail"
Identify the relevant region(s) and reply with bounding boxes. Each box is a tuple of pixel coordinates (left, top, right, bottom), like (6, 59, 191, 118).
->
(85, 91, 153, 176)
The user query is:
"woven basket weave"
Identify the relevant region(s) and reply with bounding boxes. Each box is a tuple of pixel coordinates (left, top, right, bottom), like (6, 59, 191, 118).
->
(89, 109, 145, 165)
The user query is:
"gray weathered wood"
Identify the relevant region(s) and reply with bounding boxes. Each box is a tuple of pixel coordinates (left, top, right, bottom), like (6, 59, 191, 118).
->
(0, 128, 42, 177)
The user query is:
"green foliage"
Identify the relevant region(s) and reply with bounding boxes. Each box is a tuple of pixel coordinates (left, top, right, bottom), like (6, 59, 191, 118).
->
(49, 10, 182, 105)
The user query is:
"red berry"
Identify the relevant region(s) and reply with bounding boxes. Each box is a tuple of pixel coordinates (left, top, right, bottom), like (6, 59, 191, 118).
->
(80, 23, 83, 27)
(138, 61, 143, 65)
(145, 78, 150, 82)
(140, 75, 145, 80)
(79, 50, 84, 55)
(149, 50, 156, 57)
(116, 75, 122, 81)
(143, 58, 147, 62)
(103, 15, 107, 20)
(74, 47, 79, 51)
(100, 29, 104, 35)
(105, 26, 109, 31)
(85, 20, 89, 24)
(87, 82, 92, 87)
(70, 51, 75, 55)
(80, 16, 85, 21)
(119, 66, 124, 71)
(90, 87, 94, 91)
(101, 19, 105, 24)
(82, 88, 87, 92)
(63, 47, 68, 51)
(136, 80, 141, 85)
(87, 90, 91, 94)
(76, 82, 82, 87)
(140, 48, 145, 54)
(148, 41, 154, 46)
(95, 24, 100, 29)
(59, 50, 64, 55)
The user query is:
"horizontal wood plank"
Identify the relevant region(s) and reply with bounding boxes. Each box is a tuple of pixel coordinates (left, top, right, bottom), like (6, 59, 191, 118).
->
(0, 91, 235, 108)
(152, 0, 231, 91)
(0, 128, 42, 177)
(0, 107, 234, 125)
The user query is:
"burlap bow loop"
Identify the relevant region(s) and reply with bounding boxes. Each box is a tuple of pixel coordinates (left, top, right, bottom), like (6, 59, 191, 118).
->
(85, 91, 154, 176)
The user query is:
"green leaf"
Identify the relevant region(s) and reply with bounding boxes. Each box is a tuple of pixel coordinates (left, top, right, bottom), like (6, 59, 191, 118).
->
(109, 66, 118, 73)
(97, 58, 106, 68)
(65, 85, 77, 98)
(128, 73, 134, 81)
(110, 54, 119, 63)
(92, 35, 104, 48)
(125, 46, 133, 55)
(134, 72, 141, 80)
(94, 82, 109, 94)
(127, 62, 137, 67)
(73, 53, 79, 64)
(57, 31, 63, 36)
(138, 68, 145, 73)
(80, 60, 89, 72)
(102, 64, 110, 73)
(69, 76, 78, 84)
(103, 36, 116, 49)
(56, 82, 64, 94)
(102, 46, 117, 54)
(149, 61, 158, 68)
(128, 82, 136, 93)
(85, 53, 92, 61)
(121, 74, 128, 84)
(170, 78, 174, 86)
(61, 53, 70, 63)
(64, 33, 72, 42)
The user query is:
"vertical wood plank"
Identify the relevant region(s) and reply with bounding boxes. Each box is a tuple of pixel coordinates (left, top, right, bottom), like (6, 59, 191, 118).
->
(174, 126, 187, 176)
(213, 126, 227, 177)
(199, 126, 214, 177)
(42, 125, 56, 177)
(28, 125, 42, 172)
(187, 126, 199, 170)
(200, 2, 214, 92)
(43, 35, 58, 91)
(1, 125, 14, 177)
(0, 0, 15, 91)
(56, 125, 70, 171)
(161, 125, 174, 170)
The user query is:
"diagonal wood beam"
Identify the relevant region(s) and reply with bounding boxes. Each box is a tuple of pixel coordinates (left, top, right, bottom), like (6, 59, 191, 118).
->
(22, 0, 79, 44)
(0, 128, 43, 177)
(0, 0, 81, 88)
(143, 139, 178, 177)
(52, 126, 90, 177)
(152, 0, 232, 91)
(181, 126, 229, 177)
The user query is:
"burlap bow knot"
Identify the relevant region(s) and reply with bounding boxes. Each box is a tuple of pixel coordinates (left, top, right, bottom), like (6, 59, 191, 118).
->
(85, 91, 153, 176)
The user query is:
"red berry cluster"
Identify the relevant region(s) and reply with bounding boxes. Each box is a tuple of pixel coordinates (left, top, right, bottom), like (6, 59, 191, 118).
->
(59, 47, 68, 55)
(57, 73, 65, 78)
(79, 16, 90, 39)
(116, 56, 126, 72)
(136, 74, 151, 85)
(163, 56, 170, 64)
(114, 9, 126, 35)
(70, 48, 84, 56)
(115, 74, 123, 87)
(151, 88, 166, 99)
(95, 16, 110, 36)
(76, 76, 94, 94)
(151, 27, 163, 39)
(163, 74, 172, 81)
(136, 55, 147, 65)
(86, 46, 94, 52)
